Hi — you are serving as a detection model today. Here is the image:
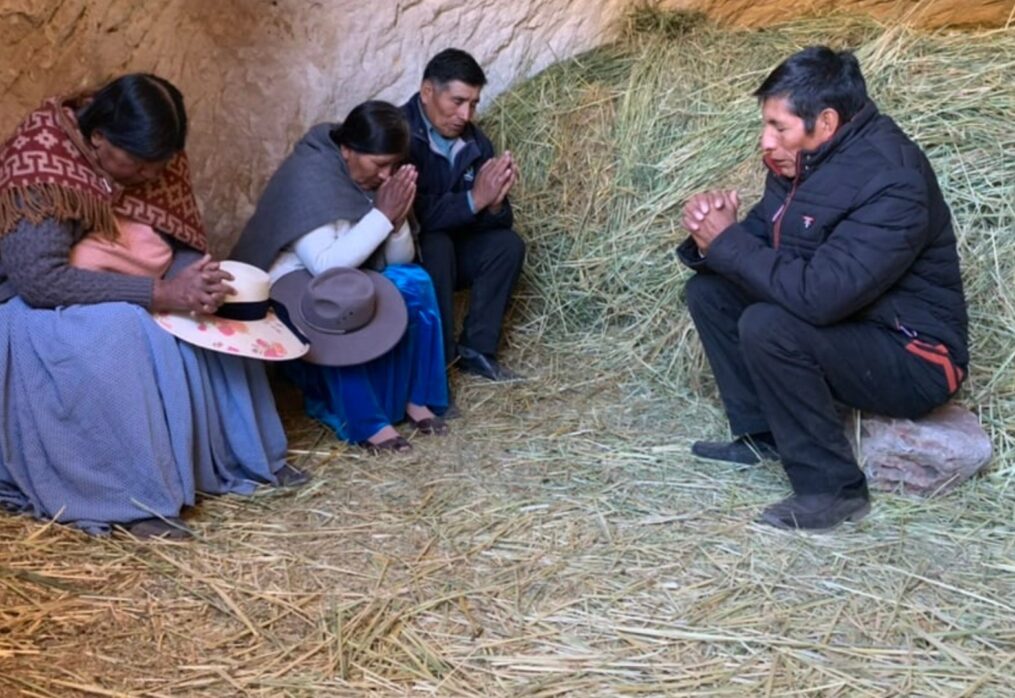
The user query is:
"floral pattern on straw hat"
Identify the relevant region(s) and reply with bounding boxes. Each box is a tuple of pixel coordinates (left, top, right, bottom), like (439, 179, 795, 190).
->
(152, 260, 308, 362)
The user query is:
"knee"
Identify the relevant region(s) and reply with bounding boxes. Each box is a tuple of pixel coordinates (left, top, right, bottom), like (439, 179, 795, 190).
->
(420, 233, 454, 276)
(684, 274, 732, 320)
(420, 231, 454, 262)
(738, 303, 797, 352)
(402, 264, 439, 293)
(497, 229, 526, 268)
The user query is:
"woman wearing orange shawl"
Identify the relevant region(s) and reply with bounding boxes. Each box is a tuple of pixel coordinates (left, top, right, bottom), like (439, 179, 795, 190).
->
(0, 74, 306, 538)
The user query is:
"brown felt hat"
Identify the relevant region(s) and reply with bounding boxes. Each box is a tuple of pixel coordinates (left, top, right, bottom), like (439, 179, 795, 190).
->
(270, 267, 407, 367)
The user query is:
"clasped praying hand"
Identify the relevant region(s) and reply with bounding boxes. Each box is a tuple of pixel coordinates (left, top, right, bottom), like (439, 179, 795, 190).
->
(681, 189, 740, 255)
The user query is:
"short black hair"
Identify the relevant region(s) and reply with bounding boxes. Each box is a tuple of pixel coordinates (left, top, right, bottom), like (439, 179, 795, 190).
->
(422, 48, 487, 88)
(754, 46, 868, 132)
(330, 101, 409, 158)
(77, 73, 187, 161)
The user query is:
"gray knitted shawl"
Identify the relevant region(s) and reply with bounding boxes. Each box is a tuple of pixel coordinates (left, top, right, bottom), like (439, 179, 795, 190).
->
(231, 123, 376, 270)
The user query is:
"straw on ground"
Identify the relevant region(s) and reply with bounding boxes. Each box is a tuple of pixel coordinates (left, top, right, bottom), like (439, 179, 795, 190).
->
(2, 11, 1013, 697)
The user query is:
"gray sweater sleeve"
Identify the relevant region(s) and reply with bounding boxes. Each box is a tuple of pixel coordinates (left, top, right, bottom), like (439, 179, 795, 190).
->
(0, 217, 154, 308)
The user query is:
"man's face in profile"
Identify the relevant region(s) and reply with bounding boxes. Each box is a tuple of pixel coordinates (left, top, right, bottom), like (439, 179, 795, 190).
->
(759, 96, 834, 179)
(421, 79, 481, 139)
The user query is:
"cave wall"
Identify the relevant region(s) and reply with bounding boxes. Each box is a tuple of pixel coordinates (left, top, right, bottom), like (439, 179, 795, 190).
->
(1, 0, 636, 248)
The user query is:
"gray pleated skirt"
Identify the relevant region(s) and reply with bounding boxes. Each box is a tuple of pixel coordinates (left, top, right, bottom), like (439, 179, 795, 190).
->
(0, 298, 288, 534)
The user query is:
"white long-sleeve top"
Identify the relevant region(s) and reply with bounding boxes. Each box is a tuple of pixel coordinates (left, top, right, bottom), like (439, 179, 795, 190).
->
(268, 208, 414, 283)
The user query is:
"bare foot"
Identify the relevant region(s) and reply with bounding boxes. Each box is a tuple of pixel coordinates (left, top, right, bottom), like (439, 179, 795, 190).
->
(405, 403, 435, 423)
(367, 425, 401, 445)
(365, 425, 412, 453)
(405, 402, 449, 435)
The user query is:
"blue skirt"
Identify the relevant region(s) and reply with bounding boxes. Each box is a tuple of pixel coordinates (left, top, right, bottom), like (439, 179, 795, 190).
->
(281, 264, 448, 443)
(0, 298, 288, 534)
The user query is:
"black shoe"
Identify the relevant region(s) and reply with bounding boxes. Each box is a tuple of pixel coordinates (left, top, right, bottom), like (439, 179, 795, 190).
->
(125, 517, 192, 540)
(275, 464, 311, 488)
(442, 400, 462, 420)
(456, 346, 524, 382)
(757, 491, 871, 530)
(691, 433, 779, 465)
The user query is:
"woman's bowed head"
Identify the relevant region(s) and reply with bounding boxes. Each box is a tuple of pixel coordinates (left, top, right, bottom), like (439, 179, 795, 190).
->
(331, 100, 417, 230)
(76, 73, 235, 316)
(78, 73, 187, 188)
(234, 98, 450, 454)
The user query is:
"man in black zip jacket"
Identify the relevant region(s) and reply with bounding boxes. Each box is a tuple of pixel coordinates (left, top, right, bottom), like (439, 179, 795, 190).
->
(402, 49, 526, 382)
(677, 46, 968, 530)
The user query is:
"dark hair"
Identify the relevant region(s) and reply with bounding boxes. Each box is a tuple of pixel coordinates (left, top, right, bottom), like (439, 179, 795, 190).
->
(76, 73, 187, 161)
(754, 46, 868, 132)
(422, 48, 487, 88)
(330, 101, 409, 157)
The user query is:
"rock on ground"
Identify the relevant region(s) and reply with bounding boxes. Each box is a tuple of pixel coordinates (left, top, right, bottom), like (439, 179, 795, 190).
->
(847, 404, 992, 495)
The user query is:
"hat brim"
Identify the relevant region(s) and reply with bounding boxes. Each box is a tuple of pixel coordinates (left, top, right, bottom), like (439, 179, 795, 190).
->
(270, 269, 408, 367)
(152, 309, 309, 361)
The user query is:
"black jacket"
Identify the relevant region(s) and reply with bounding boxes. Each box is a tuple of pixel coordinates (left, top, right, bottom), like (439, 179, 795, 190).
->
(402, 94, 514, 235)
(679, 101, 968, 368)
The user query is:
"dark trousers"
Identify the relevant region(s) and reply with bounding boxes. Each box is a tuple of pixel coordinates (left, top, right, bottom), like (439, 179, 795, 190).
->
(419, 227, 525, 360)
(685, 274, 956, 496)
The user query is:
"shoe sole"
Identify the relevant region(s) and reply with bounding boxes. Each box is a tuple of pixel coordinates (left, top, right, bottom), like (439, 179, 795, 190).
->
(758, 499, 871, 531)
(691, 448, 762, 466)
(460, 371, 526, 383)
(846, 500, 872, 524)
(363, 439, 413, 454)
(456, 363, 525, 383)
(410, 418, 450, 436)
(123, 519, 193, 540)
(690, 444, 774, 466)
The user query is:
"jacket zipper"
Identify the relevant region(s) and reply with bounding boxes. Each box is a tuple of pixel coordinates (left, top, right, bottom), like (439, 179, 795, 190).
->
(771, 153, 802, 250)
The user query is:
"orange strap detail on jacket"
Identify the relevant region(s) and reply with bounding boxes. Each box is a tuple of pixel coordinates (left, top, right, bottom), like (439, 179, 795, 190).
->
(904, 339, 964, 394)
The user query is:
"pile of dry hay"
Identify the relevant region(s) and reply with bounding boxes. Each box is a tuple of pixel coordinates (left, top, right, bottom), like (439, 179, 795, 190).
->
(486, 9, 1015, 481)
(2, 11, 1014, 697)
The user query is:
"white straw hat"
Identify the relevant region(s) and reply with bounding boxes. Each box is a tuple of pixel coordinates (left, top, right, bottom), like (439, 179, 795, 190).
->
(153, 260, 309, 361)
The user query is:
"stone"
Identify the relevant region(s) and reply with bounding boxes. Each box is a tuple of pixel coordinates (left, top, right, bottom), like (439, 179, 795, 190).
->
(846, 404, 993, 495)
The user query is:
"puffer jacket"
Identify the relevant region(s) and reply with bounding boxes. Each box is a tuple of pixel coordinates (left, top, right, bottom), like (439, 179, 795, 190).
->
(679, 100, 968, 370)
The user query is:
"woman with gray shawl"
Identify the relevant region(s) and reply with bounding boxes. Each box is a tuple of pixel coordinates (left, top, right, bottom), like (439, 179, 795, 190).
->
(233, 101, 448, 452)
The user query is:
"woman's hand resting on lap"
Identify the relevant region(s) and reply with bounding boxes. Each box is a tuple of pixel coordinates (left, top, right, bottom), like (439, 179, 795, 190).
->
(152, 254, 235, 314)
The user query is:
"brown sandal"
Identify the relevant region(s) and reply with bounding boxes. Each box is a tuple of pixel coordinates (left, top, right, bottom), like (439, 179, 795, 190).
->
(365, 435, 413, 453)
(409, 416, 449, 436)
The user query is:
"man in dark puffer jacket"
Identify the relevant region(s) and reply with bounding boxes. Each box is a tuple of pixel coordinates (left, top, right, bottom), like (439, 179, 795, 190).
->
(677, 46, 968, 530)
